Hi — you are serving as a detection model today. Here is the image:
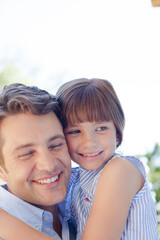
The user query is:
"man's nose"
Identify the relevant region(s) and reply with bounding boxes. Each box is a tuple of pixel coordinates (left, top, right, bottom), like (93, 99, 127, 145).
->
(36, 149, 57, 172)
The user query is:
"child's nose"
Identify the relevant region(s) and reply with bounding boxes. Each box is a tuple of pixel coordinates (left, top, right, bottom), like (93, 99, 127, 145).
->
(82, 132, 97, 146)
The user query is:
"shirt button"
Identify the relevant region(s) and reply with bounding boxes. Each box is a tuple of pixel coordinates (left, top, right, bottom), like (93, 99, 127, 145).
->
(44, 216, 48, 221)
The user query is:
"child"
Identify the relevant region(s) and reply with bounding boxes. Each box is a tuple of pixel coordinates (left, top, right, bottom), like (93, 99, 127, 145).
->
(0, 78, 159, 239)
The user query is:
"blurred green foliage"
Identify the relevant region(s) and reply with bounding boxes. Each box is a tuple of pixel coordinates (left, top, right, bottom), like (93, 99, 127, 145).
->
(141, 143, 160, 235)
(0, 64, 31, 89)
(145, 143, 160, 202)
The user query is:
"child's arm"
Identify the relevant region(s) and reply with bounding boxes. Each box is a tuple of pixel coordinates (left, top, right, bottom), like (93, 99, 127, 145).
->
(0, 208, 54, 240)
(81, 157, 144, 240)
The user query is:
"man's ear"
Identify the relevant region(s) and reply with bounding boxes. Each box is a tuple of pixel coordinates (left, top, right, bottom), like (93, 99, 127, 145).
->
(0, 165, 8, 182)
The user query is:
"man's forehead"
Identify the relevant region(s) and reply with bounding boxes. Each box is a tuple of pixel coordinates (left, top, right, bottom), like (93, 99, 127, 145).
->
(0, 112, 60, 128)
(0, 112, 64, 149)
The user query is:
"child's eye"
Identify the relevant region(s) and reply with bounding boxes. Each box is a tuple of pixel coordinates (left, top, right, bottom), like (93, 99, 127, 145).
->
(67, 129, 81, 135)
(96, 126, 108, 131)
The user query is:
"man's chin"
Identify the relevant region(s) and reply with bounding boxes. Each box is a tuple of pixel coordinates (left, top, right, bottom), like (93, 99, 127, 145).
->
(35, 189, 67, 208)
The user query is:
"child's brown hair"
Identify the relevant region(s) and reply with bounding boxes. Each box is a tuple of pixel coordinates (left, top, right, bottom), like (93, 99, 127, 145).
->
(56, 78, 125, 147)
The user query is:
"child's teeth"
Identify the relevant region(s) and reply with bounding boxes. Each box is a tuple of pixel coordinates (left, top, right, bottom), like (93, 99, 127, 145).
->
(83, 152, 99, 157)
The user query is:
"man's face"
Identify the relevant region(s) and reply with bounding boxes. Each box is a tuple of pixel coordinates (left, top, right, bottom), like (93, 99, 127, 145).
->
(0, 112, 71, 210)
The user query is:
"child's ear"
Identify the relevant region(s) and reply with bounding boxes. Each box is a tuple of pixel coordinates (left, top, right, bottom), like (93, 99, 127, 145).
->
(0, 165, 8, 182)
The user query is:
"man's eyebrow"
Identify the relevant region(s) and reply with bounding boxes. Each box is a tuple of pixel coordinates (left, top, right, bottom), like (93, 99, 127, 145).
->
(13, 144, 34, 154)
(13, 135, 65, 154)
(48, 135, 65, 142)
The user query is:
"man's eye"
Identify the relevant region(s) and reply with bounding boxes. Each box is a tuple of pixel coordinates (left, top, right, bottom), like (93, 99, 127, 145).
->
(49, 143, 64, 150)
(18, 151, 34, 158)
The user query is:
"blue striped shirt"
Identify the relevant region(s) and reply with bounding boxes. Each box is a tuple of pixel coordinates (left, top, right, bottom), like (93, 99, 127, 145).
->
(67, 155, 159, 240)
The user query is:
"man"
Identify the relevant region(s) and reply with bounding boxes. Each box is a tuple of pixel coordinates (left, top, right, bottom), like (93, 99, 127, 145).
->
(0, 83, 73, 240)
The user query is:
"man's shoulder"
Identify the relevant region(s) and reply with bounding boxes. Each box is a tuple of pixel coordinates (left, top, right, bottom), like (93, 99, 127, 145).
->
(0, 184, 12, 211)
(0, 184, 43, 226)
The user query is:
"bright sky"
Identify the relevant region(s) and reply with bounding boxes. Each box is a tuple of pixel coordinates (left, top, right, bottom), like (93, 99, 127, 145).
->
(0, 0, 160, 159)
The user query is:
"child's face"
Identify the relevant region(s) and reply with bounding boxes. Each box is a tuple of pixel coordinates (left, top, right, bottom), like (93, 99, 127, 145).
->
(64, 121, 117, 170)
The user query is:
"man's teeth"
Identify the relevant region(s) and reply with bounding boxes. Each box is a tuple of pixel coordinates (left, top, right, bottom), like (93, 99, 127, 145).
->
(82, 152, 100, 157)
(36, 175, 58, 184)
